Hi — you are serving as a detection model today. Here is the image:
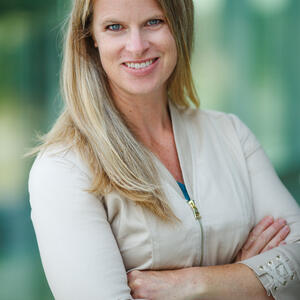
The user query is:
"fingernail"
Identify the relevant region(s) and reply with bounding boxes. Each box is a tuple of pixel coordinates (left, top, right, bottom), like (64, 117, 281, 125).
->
(278, 218, 286, 225)
(280, 241, 287, 245)
(266, 216, 274, 223)
(283, 225, 290, 232)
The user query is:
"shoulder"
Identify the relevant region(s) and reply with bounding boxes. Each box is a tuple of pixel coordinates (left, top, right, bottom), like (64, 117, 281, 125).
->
(180, 107, 262, 158)
(28, 144, 92, 205)
(30, 144, 91, 179)
(182, 107, 244, 128)
(180, 106, 247, 133)
(200, 109, 250, 137)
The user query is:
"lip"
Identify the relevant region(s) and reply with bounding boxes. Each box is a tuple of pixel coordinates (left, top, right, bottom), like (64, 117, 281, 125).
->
(122, 57, 160, 76)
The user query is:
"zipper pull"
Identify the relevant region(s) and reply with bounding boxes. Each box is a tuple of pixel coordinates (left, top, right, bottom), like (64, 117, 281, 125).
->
(188, 200, 201, 220)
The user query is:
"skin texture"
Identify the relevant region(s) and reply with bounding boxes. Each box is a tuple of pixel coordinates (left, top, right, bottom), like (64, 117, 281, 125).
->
(235, 216, 289, 261)
(128, 265, 270, 300)
(92, 0, 177, 109)
(128, 216, 290, 299)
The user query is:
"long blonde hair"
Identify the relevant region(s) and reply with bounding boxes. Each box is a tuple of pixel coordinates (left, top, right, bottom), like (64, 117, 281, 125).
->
(28, 0, 199, 222)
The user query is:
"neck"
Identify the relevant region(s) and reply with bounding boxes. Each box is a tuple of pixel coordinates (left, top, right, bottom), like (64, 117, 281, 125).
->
(110, 86, 172, 145)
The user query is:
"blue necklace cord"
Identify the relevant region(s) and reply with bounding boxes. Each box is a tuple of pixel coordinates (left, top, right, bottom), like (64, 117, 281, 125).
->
(176, 181, 191, 201)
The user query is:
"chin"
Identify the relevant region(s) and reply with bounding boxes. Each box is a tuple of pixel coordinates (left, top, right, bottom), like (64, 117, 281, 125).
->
(122, 82, 162, 97)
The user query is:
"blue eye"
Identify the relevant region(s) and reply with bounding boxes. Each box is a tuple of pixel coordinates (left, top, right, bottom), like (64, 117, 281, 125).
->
(107, 24, 122, 31)
(147, 19, 163, 26)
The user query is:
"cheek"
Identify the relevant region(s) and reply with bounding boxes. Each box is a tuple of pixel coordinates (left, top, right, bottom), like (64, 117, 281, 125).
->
(159, 30, 177, 63)
(98, 47, 109, 65)
(98, 48, 119, 76)
(162, 35, 178, 69)
(96, 36, 122, 67)
(169, 36, 178, 62)
(170, 42, 178, 65)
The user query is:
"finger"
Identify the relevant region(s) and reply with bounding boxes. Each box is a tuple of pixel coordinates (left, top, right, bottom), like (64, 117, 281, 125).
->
(127, 270, 141, 281)
(243, 216, 274, 250)
(247, 218, 286, 255)
(129, 278, 143, 298)
(127, 270, 141, 289)
(261, 225, 290, 253)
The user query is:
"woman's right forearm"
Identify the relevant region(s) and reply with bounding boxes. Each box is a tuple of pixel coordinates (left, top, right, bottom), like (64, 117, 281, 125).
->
(128, 264, 273, 300)
(189, 263, 274, 300)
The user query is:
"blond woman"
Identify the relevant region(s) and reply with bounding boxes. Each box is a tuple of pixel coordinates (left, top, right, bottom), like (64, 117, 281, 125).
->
(28, 0, 300, 299)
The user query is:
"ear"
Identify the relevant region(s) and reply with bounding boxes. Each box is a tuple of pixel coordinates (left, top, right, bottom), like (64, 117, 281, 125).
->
(93, 37, 98, 48)
(91, 31, 98, 48)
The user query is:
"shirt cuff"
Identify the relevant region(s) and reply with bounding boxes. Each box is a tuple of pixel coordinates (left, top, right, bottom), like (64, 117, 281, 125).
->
(237, 246, 299, 298)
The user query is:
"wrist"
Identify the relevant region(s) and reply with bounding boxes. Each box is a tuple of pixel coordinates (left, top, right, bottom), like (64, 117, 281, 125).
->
(188, 264, 272, 300)
(177, 267, 208, 300)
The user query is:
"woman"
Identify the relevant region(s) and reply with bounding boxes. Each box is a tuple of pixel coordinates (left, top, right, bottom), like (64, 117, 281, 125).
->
(28, 0, 300, 299)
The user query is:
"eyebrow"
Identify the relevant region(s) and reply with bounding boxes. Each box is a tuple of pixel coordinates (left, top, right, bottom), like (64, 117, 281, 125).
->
(101, 19, 121, 26)
(100, 15, 165, 26)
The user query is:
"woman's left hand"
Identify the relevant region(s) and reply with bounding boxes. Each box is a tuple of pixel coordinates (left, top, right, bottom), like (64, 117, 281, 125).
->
(127, 268, 199, 300)
(234, 216, 289, 262)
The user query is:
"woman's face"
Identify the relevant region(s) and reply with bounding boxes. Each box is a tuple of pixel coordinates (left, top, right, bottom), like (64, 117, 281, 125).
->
(92, 0, 177, 98)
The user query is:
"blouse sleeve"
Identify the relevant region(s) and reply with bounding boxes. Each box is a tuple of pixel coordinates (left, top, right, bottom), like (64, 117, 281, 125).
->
(228, 114, 300, 300)
(28, 148, 133, 300)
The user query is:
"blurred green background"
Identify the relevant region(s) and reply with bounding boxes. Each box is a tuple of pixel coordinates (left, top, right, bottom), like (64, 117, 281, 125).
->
(0, 0, 299, 299)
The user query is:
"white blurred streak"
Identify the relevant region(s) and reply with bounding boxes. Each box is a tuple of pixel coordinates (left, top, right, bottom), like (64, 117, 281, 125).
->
(0, 105, 26, 206)
(194, 0, 225, 16)
(248, 0, 290, 15)
(193, 0, 230, 110)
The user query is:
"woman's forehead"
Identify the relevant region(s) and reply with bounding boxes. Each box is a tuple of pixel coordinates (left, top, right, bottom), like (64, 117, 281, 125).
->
(92, 0, 164, 21)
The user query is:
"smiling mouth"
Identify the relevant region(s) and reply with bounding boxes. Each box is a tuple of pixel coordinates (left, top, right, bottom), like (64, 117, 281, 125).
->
(123, 58, 159, 70)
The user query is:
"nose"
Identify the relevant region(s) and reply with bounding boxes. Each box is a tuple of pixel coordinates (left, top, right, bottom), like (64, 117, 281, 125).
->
(125, 28, 149, 57)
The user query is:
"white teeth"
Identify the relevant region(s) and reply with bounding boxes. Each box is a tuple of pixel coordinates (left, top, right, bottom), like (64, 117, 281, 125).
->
(125, 59, 155, 69)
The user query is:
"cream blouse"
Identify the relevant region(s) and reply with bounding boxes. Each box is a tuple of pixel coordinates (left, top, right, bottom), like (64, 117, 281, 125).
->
(28, 102, 300, 300)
